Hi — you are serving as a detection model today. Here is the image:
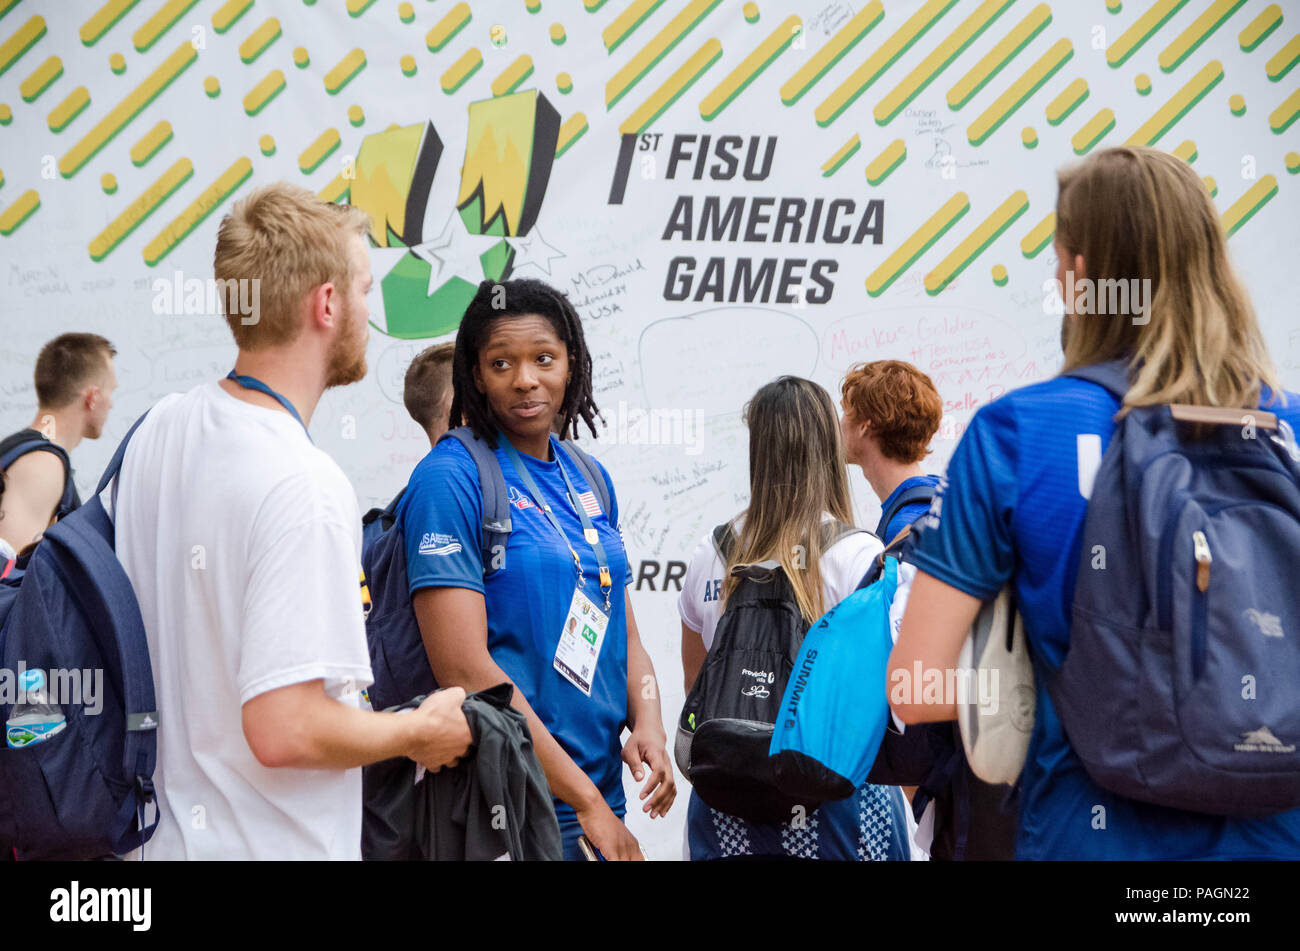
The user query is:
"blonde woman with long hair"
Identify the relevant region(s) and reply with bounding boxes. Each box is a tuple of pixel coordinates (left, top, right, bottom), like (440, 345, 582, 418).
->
(889, 146, 1300, 859)
(678, 375, 910, 860)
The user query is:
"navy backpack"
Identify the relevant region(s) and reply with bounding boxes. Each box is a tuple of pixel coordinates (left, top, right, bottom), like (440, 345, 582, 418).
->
(1056, 360, 1300, 815)
(360, 426, 612, 713)
(0, 415, 159, 859)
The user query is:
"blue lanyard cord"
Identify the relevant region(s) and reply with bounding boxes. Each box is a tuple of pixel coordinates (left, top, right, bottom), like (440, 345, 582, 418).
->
(226, 371, 311, 440)
(497, 430, 613, 610)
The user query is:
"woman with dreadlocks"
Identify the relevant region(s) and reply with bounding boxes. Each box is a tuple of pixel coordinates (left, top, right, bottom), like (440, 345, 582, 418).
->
(398, 279, 675, 861)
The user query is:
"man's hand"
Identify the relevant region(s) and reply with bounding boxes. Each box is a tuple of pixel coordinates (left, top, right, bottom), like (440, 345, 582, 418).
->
(407, 687, 472, 772)
(622, 728, 676, 819)
(576, 800, 644, 861)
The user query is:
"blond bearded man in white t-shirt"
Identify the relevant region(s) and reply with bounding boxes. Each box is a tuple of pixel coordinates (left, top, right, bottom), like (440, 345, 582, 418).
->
(114, 183, 471, 860)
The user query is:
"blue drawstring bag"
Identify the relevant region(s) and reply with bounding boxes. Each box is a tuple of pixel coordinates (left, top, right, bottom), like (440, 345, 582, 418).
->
(770, 557, 899, 804)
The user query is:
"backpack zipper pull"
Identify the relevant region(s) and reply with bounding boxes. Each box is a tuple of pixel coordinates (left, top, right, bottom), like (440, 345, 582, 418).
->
(1193, 530, 1211, 592)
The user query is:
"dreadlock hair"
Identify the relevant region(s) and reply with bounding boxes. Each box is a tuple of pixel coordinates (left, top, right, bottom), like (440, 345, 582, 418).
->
(448, 278, 602, 446)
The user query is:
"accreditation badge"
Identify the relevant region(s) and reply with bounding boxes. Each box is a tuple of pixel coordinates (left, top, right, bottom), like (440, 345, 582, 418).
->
(554, 586, 609, 696)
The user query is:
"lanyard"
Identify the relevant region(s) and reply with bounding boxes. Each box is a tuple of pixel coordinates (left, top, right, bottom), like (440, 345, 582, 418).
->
(497, 430, 613, 610)
(226, 371, 310, 440)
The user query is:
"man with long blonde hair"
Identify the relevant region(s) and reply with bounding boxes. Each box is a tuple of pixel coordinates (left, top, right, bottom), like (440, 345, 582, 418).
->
(890, 146, 1300, 859)
(113, 183, 470, 860)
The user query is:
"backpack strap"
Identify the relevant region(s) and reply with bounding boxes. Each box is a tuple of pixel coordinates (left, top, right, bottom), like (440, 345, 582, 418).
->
(440, 427, 512, 578)
(362, 487, 406, 531)
(44, 411, 160, 848)
(711, 521, 737, 562)
(0, 436, 77, 519)
(1062, 358, 1130, 402)
(874, 484, 937, 542)
(97, 412, 151, 520)
(556, 440, 613, 524)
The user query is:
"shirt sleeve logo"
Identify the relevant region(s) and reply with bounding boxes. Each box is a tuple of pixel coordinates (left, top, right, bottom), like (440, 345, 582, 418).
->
(418, 532, 464, 556)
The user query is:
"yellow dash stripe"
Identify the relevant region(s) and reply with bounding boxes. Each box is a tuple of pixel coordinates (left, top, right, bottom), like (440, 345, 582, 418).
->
(19, 54, 60, 101)
(298, 128, 340, 173)
(1071, 107, 1114, 152)
(925, 190, 1028, 293)
(143, 156, 253, 266)
(700, 14, 799, 120)
(556, 112, 588, 153)
(318, 172, 350, 203)
(1020, 210, 1055, 256)
(780, 1, 882, 105)
(1172, 138, 1197, 161)
(866, 193, 970, 296)
(619, 38, 720, 134)
(1107, 0, 1186, 67)
(1125, 59, 1222, 145)
(324, 49, 366, 93)
(822, 133, 861, 174)
(60, 41, 196, 177)
(1239, 4, 1281, 50)
(602, 0, 664, 52)
(865, 138, 906, 183)
(1222, 174, 1277, 234)
(89, 157, 192, 260)
(130, 119, 172, 164)
(440, 47, 481, 92)
(48, 85, 90, 131)
(238, 18, 281, 64)
(1046, 77, 1088, 123)
(1266, 34, 1300, 80)
(212, 0, 253, 33)
(816, 0, 958, 126)
(0, 0, 18, 18)
(490, 54, 533, 96)
(947, 3, 1051, 109)
(1269, 87, 1300, 132)
(875, 0, 1015, 124)
(606, 0, 719, 108)
(80, 1, 136, 46)
(426, 1, 471, 52)
(1, 15, 45, 75)
(243, 69, 285, 115)
(1202, 175, 1217, 195)
(967, 37, 1072, 145)
(0, 189, 39, 234)
(133, 0, 198, 53)
(1158, 0, 1245, 72)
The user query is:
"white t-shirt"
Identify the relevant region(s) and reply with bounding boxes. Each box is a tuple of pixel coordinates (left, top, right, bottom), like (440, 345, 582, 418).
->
(113, 381, 373, 860)
(677, 513, 885, 648)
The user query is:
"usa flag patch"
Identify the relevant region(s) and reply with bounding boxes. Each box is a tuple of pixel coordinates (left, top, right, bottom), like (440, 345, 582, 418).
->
(576, 490, 602, 517)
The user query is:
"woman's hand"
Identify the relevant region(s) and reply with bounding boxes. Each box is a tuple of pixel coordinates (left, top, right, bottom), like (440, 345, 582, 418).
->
(576, 799, 645, 860)
(622, 727, 676, 818)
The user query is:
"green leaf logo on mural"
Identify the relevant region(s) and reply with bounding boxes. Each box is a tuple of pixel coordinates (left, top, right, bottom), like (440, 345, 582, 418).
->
(345, 89, 561, 340)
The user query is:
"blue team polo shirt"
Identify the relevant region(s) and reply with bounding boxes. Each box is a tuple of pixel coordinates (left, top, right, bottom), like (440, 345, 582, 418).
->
(908, 372, 1300, 860)
(399, 435, 634, 832)
(878, 474, 942, 544)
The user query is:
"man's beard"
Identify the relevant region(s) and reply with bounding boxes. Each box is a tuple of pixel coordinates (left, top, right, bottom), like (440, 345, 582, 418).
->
(325, 300, 367, 388)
